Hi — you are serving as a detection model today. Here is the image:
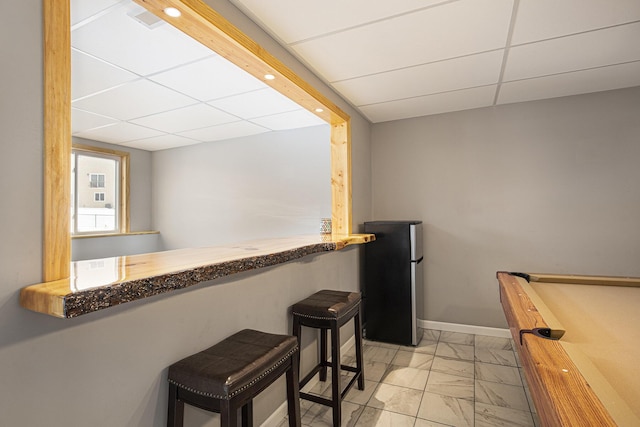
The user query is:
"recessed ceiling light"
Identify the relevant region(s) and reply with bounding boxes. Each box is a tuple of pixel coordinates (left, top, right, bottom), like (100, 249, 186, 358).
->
(264, 74, 275, 80)
(163, 7, 181, 18)
(315, 108, 324, 113)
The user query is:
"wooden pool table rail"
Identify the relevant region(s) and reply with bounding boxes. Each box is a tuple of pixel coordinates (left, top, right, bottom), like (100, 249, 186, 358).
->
(497, 271, 617, 427)
(528, 272, 640, 287)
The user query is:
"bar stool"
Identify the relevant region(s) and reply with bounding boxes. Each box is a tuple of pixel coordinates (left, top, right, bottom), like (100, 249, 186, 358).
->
(292, 290, 364, 426)
(166, 329, 301, 427)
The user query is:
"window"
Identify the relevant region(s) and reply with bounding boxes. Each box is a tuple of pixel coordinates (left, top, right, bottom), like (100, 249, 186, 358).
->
(71, 144, 129, 235)
(89, 173, 105, 188)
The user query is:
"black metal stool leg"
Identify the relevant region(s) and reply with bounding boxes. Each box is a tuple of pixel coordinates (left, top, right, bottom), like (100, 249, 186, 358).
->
(220, 399, 238, 427)
(320, 328, 328, 381)
(354, 311, 365, 390)
(330, 321, 341, 427)
(286, 355, 302, 427)
(241, 401, 253, 427)
(167, 383, 184, 427)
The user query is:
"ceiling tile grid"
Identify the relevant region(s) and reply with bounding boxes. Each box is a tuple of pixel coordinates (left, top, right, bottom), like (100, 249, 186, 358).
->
(71, 0, 640, 144)
(70, 0, 328, 151)
(231, 0, 640, 123)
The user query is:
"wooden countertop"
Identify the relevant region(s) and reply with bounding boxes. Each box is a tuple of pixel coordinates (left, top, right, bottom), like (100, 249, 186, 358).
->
(20, 234, 374, 318)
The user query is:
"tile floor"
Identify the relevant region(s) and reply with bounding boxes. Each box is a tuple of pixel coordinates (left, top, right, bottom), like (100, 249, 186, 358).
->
(277, 329, 539, 427)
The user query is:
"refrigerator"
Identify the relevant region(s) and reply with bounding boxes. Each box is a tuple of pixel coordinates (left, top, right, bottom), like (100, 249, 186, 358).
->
(363, 221, 423, 346)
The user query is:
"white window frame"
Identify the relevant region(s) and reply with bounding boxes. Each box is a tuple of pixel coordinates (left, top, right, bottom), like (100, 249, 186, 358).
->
(71, 144, 129, 236)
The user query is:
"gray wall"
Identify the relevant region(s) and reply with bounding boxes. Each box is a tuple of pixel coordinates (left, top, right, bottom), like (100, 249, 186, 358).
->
(372, 87, 640, 328)
(153, 125, 331, 250)
(0, 1, 372, 426)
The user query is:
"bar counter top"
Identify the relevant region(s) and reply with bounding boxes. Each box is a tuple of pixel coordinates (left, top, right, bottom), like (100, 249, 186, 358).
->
(20, 234, 374, 318)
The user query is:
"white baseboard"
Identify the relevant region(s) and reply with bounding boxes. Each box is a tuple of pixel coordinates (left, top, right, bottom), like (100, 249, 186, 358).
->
(419, 319, 511, 338)
(260, 335, 356, 427)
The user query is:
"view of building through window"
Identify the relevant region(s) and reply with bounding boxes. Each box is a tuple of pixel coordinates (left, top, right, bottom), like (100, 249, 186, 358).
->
(71, 148, 121, 234)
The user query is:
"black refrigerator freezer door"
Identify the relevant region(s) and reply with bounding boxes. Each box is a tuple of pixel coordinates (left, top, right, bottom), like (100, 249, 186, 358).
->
(363, 221, 418, 346)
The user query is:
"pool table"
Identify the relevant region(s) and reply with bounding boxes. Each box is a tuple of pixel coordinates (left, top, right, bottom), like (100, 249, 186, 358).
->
(497, 271, 640, 427)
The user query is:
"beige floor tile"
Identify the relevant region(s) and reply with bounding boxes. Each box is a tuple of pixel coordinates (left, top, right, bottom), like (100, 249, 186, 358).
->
(402, 338, 438, 355)
(343, 355, 389, 382)
(344, 380, 378, 406)
(475, 402, 535, 427)
(475, 362, 522, 386)
(414, 418, 452, 427)
(475, 380, 530, 411)
(364, 339, 401, 350)
(381, 365, 430, 390)
(354, 406, 416, 427)
(273, 330, 539, 427)
(391, 350, 435, 370)
(422, 329, 441, 341)
(435, 342, 475, 361)
(425, 371, 474, 400)
(474, 347, 517, 366)
(363, 344, 398, 364)
(439, 331, 475, 345)
(367, 383, 423, 416)
(474, 335, 513, 350)
(431, 356, 475, 379)
(301, 401, 364, 427)
(417, 391, 474, 427)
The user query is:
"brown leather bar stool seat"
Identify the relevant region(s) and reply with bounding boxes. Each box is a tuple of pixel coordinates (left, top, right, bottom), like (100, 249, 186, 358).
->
(292, 290, 365, 426)
(167, 329, 301, 427)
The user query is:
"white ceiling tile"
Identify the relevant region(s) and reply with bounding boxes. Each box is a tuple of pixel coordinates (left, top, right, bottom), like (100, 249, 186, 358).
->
(71, 2, 212, 75)
(207, 88, 301, 119)
(71, 0, 121, 26)
(230, 0, 450, 43)
(72, 49, 138, 100)
(360, 85, 497, 123)
(74, 122, 165, 144)
(513, 0, 640, 44)
(333, 50, 504, 106)
(291, 0, 513, 81)
(120, 134, 201, 151)
(148, 56, 267, 101)
(504, 22, 640, 82)
(498, 61, 640, 105)
(250, 110, 326, 130)
(71, 108, 118, 133)
(178, 121, 270, 142)
(130, 103, 238, 133)
(72, 79, 196, 121)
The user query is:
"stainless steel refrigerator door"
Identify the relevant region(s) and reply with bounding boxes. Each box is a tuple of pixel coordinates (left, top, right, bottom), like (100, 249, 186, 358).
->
(410, 223, 423, 261)
(410, 256, 424, 345)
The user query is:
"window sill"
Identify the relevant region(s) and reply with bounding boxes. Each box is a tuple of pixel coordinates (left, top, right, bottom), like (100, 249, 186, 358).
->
(20, 233, 374, 318)
(72, 230, 160, 239)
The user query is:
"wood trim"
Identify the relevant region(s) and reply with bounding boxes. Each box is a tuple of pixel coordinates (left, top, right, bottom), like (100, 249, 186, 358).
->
(331, 120, 352, 235)
(497, 272, 617, 426)
(529, 272, 640, 287)
(134, 0, 349, 125)
(43, 0, 71, 282)
(43, 0, 355, 284)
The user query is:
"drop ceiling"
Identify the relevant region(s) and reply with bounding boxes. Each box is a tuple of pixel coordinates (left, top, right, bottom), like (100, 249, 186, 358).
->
(228, 0, 640, 123)
(70, 0, 326, 151)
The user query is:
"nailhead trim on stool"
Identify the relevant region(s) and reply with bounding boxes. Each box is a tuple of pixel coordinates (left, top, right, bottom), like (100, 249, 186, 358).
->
(166, 329, 301, 427)
(292, 290, 365, 427)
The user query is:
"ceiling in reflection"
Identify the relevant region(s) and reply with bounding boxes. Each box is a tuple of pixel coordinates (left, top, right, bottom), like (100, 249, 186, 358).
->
(71, 0, 326, 151)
